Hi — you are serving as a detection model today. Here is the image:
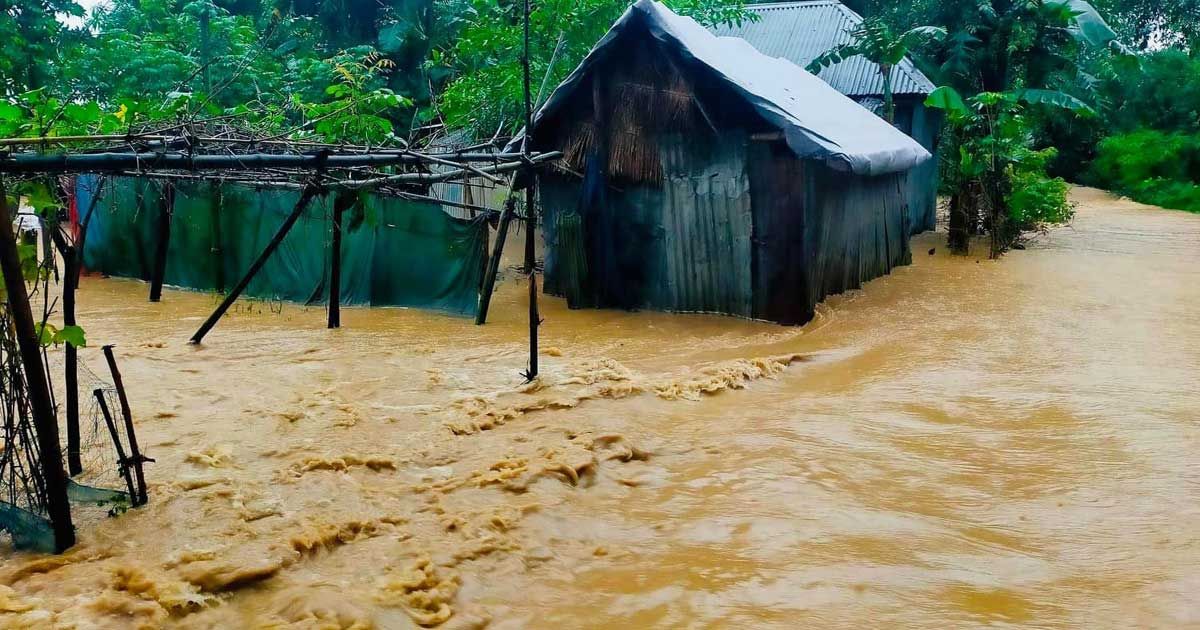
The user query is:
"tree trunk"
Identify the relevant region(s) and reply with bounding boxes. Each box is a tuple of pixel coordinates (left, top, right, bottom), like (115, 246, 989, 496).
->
(948, 193, 969, 255)
(881, 64, 895, 124)
(0, 180, 75, 552)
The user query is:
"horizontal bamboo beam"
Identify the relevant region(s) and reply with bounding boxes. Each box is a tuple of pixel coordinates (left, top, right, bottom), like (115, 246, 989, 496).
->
(342, 152, 562, 189)
(0, 150, 554, 175)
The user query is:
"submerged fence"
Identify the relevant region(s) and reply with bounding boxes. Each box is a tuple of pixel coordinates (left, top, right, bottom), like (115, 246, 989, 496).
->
(77, 176, 489, 316)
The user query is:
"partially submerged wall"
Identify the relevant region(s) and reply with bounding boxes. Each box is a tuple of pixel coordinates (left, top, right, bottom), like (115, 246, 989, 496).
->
(77, 177, 487, 316)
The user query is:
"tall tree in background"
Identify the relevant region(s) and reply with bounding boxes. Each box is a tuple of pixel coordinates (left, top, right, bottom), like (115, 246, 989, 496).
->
(1, 0, 85, 92)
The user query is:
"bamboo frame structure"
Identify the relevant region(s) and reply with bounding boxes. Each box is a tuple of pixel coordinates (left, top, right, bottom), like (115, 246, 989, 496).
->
(0, 16, 553, 548)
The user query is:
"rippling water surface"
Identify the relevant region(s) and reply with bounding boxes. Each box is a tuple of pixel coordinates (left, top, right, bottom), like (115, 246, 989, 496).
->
(1, 187, 1197, 628)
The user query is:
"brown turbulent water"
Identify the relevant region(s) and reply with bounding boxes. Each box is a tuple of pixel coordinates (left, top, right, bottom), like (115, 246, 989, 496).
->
(1, 186, 1198, 629)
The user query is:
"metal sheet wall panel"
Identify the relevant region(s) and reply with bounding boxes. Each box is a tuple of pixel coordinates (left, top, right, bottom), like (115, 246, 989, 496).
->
(656, 134, 754, 317)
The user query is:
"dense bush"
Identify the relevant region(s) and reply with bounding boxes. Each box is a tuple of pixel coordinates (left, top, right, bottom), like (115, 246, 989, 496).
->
(1010, 148, 1074, 226)
(1089, 130, 1200, 213)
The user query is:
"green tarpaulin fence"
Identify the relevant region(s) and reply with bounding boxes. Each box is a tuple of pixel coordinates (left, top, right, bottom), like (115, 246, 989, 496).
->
(78, 177, 487, 316)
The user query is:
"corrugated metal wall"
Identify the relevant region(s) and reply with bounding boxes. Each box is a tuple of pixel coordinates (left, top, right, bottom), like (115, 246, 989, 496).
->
(654, 135, 753, 317)
(803, 167, 911, 317)
(896, 99, 940, 234)
(541, 132, 914, 325)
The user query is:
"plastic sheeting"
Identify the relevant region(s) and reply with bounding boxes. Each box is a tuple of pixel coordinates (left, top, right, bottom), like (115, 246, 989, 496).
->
(78, 177, 487, 316)
(516, 0, 931, 176)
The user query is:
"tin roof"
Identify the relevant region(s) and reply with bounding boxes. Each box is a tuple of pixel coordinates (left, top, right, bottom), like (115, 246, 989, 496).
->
(517, 0, 930, 176)
(712, 1, 937, 97)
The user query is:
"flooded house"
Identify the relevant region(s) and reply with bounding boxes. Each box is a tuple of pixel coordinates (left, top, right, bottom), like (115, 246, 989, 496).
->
(713, 0, 942, 234)
(525, 0, 932, 325)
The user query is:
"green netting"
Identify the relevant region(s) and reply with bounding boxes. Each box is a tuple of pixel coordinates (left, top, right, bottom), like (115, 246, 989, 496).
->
(0, 503, 56, 553)
(79, 177, 486, 316)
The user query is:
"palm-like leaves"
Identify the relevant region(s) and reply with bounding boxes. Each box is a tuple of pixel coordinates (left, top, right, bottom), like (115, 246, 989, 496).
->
(806, 18, 946, 123)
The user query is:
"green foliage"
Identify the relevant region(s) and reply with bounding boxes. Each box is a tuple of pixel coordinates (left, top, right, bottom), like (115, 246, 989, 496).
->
(298, 51, 412, 144)
(807, 18, 944, 122)
(1098, 50, 1200, 135)
(96, 495, 131, 518)
(929, 88, 1075, 253)
(33, 322, 88, 348)
(435, 0, 753, 135)
(1010, 148, 1075, 225)
(1090, 130, 1200, 213)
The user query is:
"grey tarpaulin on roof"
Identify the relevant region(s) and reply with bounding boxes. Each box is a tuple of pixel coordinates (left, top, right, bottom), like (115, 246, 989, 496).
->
(512, 0, 930, 176)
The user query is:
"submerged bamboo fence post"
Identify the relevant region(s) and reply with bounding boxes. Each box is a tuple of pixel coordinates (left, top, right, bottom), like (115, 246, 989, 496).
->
(522, 0, 540, 381)
(58, 176, 108, 476)
(476, 197, 516, 325)
(0, 179, 75, 551)
(51, 232, 83, 476)
(93, 389, 137, 502)
(190, 183, 320, 344)
(149, 182, 174, 302)
(328, 192, 351, 329)
(101, 345, 148, 506)
(524, 186, 539, 380)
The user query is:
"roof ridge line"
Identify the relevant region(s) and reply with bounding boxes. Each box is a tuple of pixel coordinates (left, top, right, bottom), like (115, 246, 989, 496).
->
(748, 1, 843, 9)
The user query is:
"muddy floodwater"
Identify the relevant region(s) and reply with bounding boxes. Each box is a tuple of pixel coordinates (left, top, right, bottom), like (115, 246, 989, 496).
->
(1, 187, 1198, 628)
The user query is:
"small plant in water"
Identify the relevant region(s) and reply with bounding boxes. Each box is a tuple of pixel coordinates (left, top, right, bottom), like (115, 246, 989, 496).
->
(96, 495, 131, 518)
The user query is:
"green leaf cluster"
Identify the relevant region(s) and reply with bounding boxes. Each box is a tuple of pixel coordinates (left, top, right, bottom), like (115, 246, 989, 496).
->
(34, 323, 88, 348)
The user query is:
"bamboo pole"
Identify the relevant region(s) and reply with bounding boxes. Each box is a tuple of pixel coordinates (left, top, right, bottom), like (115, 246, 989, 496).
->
(54, 176, 108, 476)
(0, 179, 75, 552)
(476, 197, 516, 325)
(328, 192, 350, 329)
(148, 183, 174, 302)
(522, 0, 540, 381)
(190, 184, 321, 344)
(0, 150, 558, 176)
(101, 345, 148, 506)
(47, 226, 82, 476)
(93, 389, 137, 502)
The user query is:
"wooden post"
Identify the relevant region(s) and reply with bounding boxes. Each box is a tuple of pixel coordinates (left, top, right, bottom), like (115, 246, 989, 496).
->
(476, 196, 516, 325)
(524, 186, 539, 381)
(53, 177, 107, 477)
(63, 247, 82, 475)
(101, 345, 148, 506)
(328, 192, 351, 329)
(521, 0, 539, 380)
(93, 389, 137, 502)
(211, 182, 224, 293)
(0, 179, 75, 551)
(190, 184, 320, 344)
(46, 226, 82, 476)
(149, 182, 174, 302)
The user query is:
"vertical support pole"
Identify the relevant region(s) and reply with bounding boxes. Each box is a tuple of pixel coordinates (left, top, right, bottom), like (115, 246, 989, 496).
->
(211, 182, 225, 293)
(58, 176, 107, 476)
(191, 183, 320, 344)
(101, 345, 148, 507)
(0, 179, 75, 552)
(93, 389, 137, 502)
(521, 0, 539, 381)
(46, 221, 82, 476)
(328, 192, 350, 329)
(149, 182, 174, 302)
(475, 197, 516, 325)
(63, 246, 81, 475)
(524, 186, 539, 381)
